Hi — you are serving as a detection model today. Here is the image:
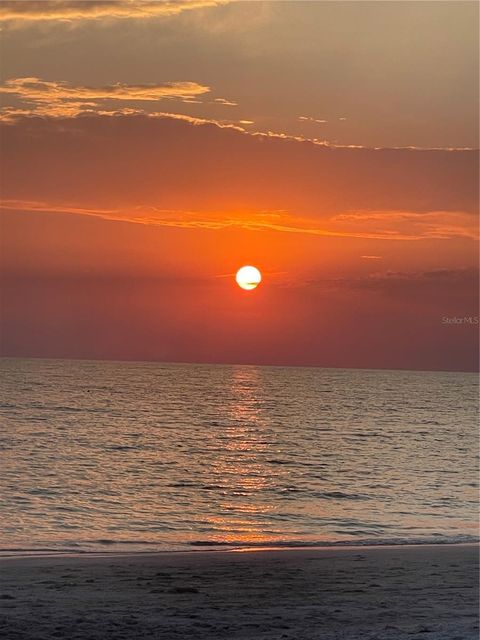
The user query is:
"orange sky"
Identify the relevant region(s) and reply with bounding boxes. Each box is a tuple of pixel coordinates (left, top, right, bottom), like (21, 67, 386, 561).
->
(0, 1, 478, 371)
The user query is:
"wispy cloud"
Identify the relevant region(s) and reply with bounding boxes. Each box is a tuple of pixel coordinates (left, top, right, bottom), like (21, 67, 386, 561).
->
(213, 98, 238, 107)
(332, 210, 478, 240)
(0, 1, 228, 24)
(299, 116, 327, 124)
(1, 200, 476, 242)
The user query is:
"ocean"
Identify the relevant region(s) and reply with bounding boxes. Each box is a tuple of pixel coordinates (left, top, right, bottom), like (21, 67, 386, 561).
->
(0, 358, 478, 556)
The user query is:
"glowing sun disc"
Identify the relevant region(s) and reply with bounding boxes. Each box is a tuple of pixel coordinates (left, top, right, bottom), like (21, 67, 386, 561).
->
(236, 265, 262, 290)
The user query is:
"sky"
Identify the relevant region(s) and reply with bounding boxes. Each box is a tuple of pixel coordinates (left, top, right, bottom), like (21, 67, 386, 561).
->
(0, 0, 478, 371)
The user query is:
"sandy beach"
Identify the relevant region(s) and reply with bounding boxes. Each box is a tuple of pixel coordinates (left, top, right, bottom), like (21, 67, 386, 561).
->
(0, 544, 478, 639)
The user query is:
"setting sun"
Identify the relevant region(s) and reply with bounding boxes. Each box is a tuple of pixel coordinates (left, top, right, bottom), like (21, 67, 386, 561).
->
(236, 265, 262, 290)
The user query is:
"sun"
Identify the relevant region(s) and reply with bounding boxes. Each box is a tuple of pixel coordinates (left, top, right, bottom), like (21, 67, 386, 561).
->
(236, 265, 262, 290)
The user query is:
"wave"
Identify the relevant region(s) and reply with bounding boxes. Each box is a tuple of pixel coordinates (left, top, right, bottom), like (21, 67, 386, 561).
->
(1, 534, 478, 558)
(188, 534, 479, 549)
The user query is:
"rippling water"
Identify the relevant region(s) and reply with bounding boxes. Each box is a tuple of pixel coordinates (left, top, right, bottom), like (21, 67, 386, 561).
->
(0, 358, 478, 555)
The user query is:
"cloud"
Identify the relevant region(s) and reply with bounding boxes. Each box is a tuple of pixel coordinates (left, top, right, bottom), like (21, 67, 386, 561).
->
(333, 267, 479, 300)
(0, 200, 476, 242)
(1, 78, 474, 153)
(0, 113, 477, 239)
(331, 210, 478, 240)
(299, 116, 327, 124)
(354, 267, 478, 287)
(0, 77, 211, 118)
(0, 77, 210, 101)
(0, 1, 228, 24)
(301, 268, 479, 315)
(0, 77, 246, 121)
(213, 98, 238, 106)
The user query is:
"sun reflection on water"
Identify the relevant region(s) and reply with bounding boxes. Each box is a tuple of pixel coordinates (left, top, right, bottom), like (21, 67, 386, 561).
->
(197, 366, 290, 545)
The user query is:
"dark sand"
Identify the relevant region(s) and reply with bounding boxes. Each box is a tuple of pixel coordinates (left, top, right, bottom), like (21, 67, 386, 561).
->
(0, 544, 478, 639)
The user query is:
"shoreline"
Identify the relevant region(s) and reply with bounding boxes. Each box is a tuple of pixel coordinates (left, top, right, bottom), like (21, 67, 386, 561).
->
(1, 542, 478, 639)
(0, 540, 479, 562)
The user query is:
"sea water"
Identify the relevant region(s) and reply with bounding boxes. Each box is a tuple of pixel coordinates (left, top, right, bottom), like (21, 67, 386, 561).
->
(0, 358, 478, 555)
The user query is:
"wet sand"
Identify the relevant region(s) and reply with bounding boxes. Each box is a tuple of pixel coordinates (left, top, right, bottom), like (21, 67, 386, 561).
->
(0, 544, 478, 639)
